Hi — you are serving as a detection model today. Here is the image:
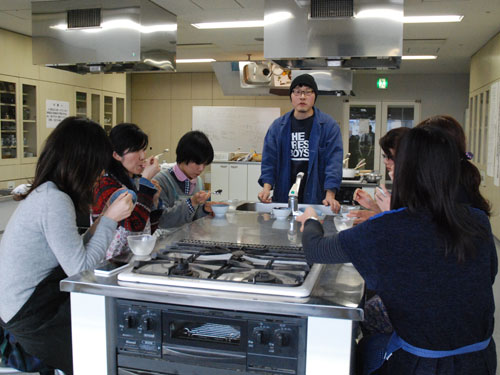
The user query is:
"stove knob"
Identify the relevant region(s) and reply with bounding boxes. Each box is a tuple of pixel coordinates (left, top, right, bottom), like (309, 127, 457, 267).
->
(253, 328, 270, 345)
(125, 314, 137, 329)
(143, 317, 154, 331)
(275, 331, 290, 347)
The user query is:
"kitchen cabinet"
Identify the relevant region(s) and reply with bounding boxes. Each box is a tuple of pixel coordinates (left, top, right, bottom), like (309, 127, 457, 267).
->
(21, 82, 37, 162)
(1, 78, 38, 164)
(75, 91, 87, 118)
(211, 163, 229, 201)
(211, 162, 262, 201)
(247, 163, 262, 201)
(228, 164, 247, 201)
(104, 95, 113, 135)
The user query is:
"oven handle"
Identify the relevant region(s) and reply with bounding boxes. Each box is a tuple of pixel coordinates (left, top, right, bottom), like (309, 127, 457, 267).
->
(163, 345, 246, 361)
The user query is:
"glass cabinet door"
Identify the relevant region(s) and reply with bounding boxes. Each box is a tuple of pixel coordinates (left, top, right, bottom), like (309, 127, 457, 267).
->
(91, 93, 100, 124)
(104, 96, 113, 135)
(76, 91, 87, 118)
(0, 80, 17, 160)
(116, 97, 125, 124)
(22, 84, 37, 159)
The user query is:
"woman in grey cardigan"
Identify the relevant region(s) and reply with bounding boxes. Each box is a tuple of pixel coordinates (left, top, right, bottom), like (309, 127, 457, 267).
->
(154, 130, 215, 229)
(0, 117, 133, 374)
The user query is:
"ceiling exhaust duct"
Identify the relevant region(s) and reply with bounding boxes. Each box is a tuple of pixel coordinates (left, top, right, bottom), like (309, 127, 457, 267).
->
(265, 0, 403, 70)
(32, 0, 177, 74)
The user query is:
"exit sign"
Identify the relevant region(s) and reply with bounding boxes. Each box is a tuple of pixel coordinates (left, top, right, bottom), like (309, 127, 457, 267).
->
(377, 78, 388, 89)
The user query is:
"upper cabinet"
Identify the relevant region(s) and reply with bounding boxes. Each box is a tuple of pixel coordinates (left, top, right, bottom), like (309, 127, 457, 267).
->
(0, 79, 17, 162)
(21, 82, 37, 161)
(75, 91, 88, 118)
(0, 78, 38, 165)
(104, 95, 113, 135)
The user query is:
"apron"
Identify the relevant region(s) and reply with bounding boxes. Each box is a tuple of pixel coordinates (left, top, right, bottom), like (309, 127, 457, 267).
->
(362, 331, 492, 375)
(0, 266, 73, 375)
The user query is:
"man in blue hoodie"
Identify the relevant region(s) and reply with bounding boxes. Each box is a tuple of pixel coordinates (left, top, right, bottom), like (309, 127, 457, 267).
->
(258, 74, 343, 212)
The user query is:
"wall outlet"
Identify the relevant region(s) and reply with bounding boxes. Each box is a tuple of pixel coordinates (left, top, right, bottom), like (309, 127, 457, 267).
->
(7, 181, 15, 190)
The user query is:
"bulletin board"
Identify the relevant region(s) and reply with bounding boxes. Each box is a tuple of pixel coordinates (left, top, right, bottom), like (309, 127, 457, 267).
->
(192, 106, 280, 152)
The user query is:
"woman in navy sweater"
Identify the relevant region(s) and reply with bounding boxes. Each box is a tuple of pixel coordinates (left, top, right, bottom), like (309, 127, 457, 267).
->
(298, 125, 497, 374)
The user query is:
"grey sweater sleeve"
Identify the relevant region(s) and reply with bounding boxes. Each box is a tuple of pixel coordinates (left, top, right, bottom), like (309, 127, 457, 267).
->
(42, 189, 117, 276)
(154, 171, 199, 229)
(301, 219, 350, 264)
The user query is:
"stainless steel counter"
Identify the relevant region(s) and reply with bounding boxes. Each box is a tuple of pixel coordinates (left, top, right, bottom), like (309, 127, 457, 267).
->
(61, 211, 365, 321)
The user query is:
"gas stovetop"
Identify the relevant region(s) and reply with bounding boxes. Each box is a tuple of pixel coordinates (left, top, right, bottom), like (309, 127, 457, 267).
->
(117, 239, 322, 298)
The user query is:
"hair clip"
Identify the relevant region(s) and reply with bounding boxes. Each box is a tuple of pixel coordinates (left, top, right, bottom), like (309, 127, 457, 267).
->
(465, 152, 473, 160)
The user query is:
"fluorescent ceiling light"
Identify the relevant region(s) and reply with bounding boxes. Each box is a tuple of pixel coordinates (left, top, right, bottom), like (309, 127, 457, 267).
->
(355, 9, 404, 22)
(192, 20, 264, 29)
(403, 15, 463, 23)
(402, 55, 437, 60)
(355, 10, 463, 23)
(192, 11, 293, 29)
(50, 19, 177, 33)
(176, 58, 215, 63)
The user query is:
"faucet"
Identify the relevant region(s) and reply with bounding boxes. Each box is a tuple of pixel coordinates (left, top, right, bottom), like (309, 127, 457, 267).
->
(288, 172, 304, 215)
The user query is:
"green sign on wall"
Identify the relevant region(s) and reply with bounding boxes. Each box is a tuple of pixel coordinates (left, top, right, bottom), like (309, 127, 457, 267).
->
(377, 78, 388, 89)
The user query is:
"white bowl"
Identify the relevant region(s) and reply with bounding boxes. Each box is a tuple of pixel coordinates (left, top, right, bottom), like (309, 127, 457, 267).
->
(212, 204, 229, 217)
(334, 216, 354, 232)
(127, 234, 156, 259)
(272, 207, 291, 219)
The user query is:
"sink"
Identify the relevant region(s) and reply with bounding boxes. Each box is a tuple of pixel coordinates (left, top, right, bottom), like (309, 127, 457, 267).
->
(236, 202, 335, 216)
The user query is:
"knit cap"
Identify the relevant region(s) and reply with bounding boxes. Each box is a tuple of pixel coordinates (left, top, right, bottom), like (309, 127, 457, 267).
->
(289, 73, 319, 98)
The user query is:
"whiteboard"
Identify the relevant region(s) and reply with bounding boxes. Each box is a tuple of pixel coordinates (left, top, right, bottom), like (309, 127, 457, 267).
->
(192, 106, 280, 152)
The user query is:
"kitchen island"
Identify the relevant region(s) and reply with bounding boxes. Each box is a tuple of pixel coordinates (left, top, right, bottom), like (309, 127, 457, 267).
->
(61, 210, 365, 375)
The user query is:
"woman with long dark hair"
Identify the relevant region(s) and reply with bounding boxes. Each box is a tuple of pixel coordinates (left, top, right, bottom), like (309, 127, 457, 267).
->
(297, 125, 496, 374)
(92, 123, 162, 259)
(416, 115, 490, 216)
(0, 117, 134, 374)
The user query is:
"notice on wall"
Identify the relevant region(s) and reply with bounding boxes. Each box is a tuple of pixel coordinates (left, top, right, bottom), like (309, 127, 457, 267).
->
(46, 100, 70, 128)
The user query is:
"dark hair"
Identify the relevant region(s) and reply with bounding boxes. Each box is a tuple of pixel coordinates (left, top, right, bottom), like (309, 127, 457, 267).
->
(26, 117, 112, 213)
(416, 115, 490, 216)
(176, 131, 214, 165)
(107, 123, 148, 190)
(379, 127, 410, 160)
(391, 126, 488, 262)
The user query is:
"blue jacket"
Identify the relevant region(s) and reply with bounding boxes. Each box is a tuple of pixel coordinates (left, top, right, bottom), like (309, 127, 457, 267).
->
(258, 108, 343, 204)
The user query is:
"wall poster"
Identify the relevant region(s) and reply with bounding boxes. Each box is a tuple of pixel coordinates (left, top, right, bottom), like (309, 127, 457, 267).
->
(46, 100, 70, 128)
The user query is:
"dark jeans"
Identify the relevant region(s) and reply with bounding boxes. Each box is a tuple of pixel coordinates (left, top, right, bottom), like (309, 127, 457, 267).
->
(0, 266, 73, 375)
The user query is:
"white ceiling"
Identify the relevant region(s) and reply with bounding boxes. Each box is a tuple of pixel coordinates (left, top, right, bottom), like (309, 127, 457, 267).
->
(0, 0, 499, 74)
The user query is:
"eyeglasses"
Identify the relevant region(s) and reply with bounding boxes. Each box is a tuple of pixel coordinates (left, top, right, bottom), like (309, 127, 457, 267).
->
(292, 88, 315, 97)
(382, 154, 392, 160)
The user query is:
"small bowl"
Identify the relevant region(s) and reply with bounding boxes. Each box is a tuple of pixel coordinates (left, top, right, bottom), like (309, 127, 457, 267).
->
(212, 203, 229, 217)
(272, 207, 292, 219)
(127, 234, 157, 259)
(334, 216, 354, 232)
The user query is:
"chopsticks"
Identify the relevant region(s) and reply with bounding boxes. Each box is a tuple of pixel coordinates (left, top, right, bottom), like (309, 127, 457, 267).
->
(354, 159, 366, 169)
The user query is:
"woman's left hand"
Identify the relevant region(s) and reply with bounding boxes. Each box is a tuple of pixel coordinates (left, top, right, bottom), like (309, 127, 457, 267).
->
(151, 180, 162, 208)
(374, 184, 391, 212)
(295, 206, 318, 232)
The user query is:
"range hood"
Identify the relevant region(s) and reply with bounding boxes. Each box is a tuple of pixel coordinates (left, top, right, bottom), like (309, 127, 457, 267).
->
(32, 0, 177, 74)
(264, 0, 403, 70)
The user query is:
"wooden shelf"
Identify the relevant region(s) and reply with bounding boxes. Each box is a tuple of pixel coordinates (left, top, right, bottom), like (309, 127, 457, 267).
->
(0, 103, 16, 107)
(1, 130, 16, 133)
(2, 146, 17, 149)
(1, 119, 15, 122)
(23, 120, 36, 123)
(0, 90, 15, 94)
